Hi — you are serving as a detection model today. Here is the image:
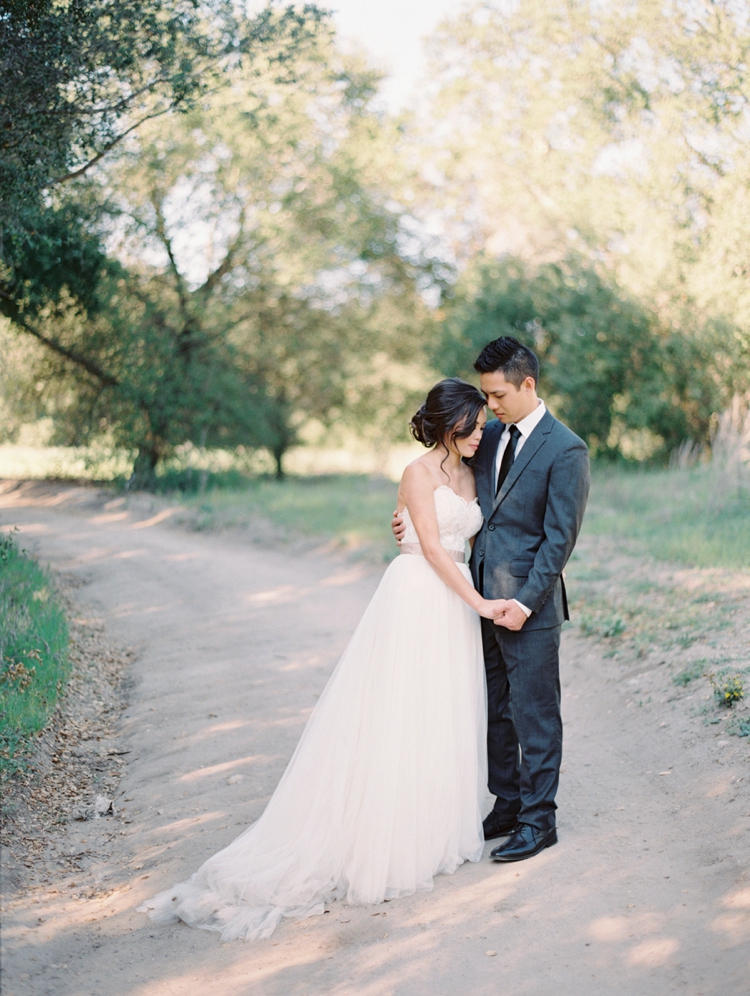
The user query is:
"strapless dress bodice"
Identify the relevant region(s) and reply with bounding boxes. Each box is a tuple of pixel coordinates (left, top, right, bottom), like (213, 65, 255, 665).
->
(400, 484, 483, 557)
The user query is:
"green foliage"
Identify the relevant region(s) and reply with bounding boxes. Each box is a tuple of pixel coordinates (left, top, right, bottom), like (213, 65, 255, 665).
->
(419, 0, 750, 425)
(436, 254, 724, 460)
(11, 45, 432, 485)
(0, 3, 340, 487)
(0, 0, 329, 355)
(0, 529, 70, 777)
(1, 203, 115, 320)
(7, 0, 750, 487)
(424, 0, 750, 292)
(727, 715, 750, 738)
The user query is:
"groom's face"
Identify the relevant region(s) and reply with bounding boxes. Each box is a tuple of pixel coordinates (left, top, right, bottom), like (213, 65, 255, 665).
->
(480, 371, 538, 424)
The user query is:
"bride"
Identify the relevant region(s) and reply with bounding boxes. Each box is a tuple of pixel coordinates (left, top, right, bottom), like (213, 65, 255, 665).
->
(139, 378, 505, 941)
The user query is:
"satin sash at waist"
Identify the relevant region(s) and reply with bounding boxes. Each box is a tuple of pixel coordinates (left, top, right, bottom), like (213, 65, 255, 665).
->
(399, 542, 465, 564)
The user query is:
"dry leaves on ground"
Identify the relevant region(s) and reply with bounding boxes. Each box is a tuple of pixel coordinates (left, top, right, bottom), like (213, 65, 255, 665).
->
(1, 578, 134, 894)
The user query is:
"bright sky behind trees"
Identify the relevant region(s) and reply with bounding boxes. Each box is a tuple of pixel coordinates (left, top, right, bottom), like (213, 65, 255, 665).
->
(329, 0, 465, 110)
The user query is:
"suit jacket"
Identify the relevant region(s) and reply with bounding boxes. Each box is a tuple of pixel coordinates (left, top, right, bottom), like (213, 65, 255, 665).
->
(469, 410, 590, 631)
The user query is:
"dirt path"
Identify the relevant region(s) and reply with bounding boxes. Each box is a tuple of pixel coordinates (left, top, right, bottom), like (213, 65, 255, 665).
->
(1, 481, 748, 996)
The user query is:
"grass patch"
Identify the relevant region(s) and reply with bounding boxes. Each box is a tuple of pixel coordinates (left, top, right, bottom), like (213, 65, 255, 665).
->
(566, 565, 739, 658)
(673, 661, 710, 686)
(583, 463, 750, 569)
(178, 474, 399, 561)
(579, 612, 626, 639)
(728, 715, 750, 738)
(159, 461, 750, 570)
(0, 529, 70, 778)
(164, 461, 750, 571)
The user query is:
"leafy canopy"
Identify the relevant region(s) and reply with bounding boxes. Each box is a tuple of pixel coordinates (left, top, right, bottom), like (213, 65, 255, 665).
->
(0, 0, 327, 324)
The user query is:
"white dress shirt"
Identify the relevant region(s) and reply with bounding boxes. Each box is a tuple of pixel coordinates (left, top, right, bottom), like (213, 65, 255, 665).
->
(493, 399, 547, 484)
(493, 400, 547, 618)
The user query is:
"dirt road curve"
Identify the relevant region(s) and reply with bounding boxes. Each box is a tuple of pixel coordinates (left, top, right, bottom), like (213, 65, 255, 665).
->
(1, 481, 748, 996)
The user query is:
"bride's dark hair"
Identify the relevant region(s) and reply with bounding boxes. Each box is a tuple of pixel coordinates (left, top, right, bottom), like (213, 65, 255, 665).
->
(410, 378, 486, 453)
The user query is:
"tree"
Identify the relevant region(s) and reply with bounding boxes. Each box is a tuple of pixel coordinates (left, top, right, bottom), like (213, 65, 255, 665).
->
(18, 49, 434, 482)
(437, 255, 726, 460)
(0, 0, 327, 349)
(413, 0, 750, 428)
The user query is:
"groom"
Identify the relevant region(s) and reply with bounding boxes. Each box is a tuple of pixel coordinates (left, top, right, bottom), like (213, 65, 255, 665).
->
(394, 336, 590, 861)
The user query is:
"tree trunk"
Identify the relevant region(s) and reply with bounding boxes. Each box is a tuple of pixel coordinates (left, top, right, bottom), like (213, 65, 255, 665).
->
(197, 426, 209, 495)
(127, 444, 160, 490)
(273, 444, 286, 480)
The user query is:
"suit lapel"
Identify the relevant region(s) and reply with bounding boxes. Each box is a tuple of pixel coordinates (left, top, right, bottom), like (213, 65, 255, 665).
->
(471, 420, 502, 520)
(490, 410, 554, 515)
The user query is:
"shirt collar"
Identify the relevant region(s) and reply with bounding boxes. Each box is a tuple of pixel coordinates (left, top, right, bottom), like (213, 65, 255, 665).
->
(508, 399, 546, 438)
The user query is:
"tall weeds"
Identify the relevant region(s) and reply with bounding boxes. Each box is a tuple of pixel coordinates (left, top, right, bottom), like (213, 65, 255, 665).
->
(709, 395, 750, 507)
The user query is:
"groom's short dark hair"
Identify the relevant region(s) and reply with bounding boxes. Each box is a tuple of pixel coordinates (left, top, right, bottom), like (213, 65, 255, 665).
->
(474, 336, 539, 387)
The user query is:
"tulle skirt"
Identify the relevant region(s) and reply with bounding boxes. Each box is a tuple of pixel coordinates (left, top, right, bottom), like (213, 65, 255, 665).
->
(138, 553, 487, 941)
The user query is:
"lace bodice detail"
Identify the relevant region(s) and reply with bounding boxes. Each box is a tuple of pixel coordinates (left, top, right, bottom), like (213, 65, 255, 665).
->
(401, 485, 484, 555)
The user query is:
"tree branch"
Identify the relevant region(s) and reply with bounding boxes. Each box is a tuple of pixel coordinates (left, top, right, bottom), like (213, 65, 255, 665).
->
(2, 299, 119, 386)
(681, 131, 726, 176)
(70, 75, 178, 117)
(50, 66, 230, 186)
(150, 192, 191, 320)
(50, 105, 181, 185)
(198, 205, 247, 296)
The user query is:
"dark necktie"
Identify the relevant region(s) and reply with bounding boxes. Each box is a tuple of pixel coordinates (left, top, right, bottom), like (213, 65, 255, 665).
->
(496, 424, 520, 495)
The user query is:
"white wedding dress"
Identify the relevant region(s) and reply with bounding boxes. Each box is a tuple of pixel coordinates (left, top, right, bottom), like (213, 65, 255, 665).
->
(139, 485, 487, 941)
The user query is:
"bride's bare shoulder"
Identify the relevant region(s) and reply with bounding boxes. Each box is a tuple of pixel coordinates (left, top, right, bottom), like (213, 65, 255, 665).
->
(399, 457, 440, 502)
(401, 455, 437, 484)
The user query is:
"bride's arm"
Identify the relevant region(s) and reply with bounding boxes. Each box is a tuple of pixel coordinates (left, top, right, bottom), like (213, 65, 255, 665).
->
(399, 464, 502, 620)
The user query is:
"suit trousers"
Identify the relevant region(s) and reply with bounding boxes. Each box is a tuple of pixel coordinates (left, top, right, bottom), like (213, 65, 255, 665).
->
(481, 616, 562, 831)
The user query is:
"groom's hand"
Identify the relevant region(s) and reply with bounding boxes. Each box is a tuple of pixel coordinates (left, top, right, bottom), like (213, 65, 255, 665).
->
(494, 600, 528, 631)
(391, 510, 406, 545)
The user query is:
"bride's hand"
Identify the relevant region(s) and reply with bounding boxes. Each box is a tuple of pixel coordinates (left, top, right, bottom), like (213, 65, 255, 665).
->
(478, 598, 509, 621)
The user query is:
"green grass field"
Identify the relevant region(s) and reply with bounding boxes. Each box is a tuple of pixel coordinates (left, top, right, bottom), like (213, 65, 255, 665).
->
(0, 530, 70, 778)
(175, 462, 750, 570)
(583, 464, 750, 570)
(3, 440, 746, 569)
(180, 473, 400, 562)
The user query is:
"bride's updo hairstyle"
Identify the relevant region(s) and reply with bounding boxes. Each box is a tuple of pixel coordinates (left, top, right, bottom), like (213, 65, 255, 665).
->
(410, 378, 486, 451)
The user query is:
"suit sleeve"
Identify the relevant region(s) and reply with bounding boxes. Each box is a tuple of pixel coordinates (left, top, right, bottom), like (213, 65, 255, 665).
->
(515, 439, 590, 615)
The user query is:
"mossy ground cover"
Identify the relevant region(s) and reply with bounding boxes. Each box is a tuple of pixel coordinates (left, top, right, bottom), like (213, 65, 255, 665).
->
(0, 530, 70, 777)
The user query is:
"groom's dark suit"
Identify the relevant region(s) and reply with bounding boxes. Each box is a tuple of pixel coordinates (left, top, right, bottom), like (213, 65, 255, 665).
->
(470, 409, 590, 831)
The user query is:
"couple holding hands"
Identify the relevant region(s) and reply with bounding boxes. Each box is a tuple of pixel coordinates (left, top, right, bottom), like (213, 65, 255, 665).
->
(140, 335, 590, 942)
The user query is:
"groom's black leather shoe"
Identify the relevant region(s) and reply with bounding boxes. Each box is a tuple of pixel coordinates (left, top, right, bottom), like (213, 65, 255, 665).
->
(482, 811, 520, 841)
(490, 823, 557, 862)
